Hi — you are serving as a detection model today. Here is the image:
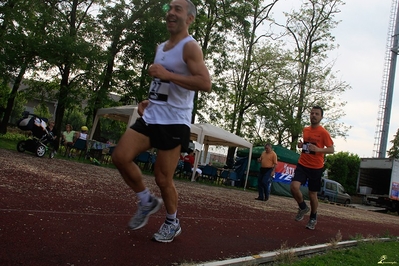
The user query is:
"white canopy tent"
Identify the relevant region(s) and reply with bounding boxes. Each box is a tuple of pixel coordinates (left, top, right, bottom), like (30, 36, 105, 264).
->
(89, 105, 139, 140)
(189, 123, 253, 189)
(90, 106, 253, 189)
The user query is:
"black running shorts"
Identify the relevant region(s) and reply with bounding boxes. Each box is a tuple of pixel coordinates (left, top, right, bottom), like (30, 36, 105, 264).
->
(291, 163, 324, 192)
(130, 117, 190, 152)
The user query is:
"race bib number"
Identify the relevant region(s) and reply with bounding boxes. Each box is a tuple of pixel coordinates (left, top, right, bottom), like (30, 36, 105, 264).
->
(302, 142, 316, 154)
(148, 79, 170, 102)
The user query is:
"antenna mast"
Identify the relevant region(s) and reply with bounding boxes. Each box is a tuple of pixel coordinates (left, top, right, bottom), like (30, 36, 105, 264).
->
(373, 0, 399, 158)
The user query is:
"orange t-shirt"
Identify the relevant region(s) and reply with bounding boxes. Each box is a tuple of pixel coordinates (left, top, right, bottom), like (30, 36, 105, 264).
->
(260, 150, 278, 168)
(298, 125, 333, 169)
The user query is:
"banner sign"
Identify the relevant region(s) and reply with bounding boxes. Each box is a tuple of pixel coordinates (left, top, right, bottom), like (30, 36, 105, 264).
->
(391, 182, 399, 200)
(274, 161, 299, 185)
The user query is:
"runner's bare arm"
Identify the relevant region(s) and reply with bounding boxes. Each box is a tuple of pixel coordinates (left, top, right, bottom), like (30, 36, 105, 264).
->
(148, 41, 211, 93)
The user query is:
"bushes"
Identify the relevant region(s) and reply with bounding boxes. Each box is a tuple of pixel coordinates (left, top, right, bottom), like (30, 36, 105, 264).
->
(1, 127, 27, 142)
(325, 152, 360, 195)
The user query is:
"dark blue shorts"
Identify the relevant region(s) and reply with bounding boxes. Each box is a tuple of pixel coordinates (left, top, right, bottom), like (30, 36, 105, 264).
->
(130, 117, 190, 152)
(292, 163, 324, 192)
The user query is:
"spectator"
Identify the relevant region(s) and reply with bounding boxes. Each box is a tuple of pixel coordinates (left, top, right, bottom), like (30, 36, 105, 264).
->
(255, 143, 277, 202)
(70, 126, 89, 158)
(46, 120, 58, 156)
(62, 124, 75, 156)
(75, 126, 88, 141)
(183, 149, 202, 181)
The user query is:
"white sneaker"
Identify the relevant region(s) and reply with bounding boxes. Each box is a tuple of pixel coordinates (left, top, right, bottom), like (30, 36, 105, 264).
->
(153, 219, 182, 243)
(128, 196, 162, 230)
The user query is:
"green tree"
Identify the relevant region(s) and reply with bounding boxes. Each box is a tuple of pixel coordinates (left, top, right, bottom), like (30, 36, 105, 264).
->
(273, 0, 350, 150)
(0, 0, 49, 133)
(0, 81, 10, 118)
(33, 103, 51, 120)
(387, 128, 399, 159)
(203, 0, 279, 166)
(325, 152, 360, 195)
(9, 92, 27, 124)
(37, 0, 103, 144)
(189, 0, 255, 123)
(244, 43, 293, 144)
(89, 0, 165, 140)
(97, 117, 125, 143)
(62, 109, 86, 134)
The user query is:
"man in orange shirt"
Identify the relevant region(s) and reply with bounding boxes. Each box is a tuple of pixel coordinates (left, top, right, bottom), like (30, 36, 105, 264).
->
(256, 143, 277, 201)
(290, 106, 334, 230)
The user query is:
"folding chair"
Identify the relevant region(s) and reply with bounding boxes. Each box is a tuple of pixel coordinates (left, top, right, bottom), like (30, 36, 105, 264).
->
(218, 170, 230, 185)
(180, 161, 193, 179)
(101, 146, 115, 164)
(201, 165, 218, 182)
(228, 171, 240, 186)
(134, 151, 151, 170)
(69, 139, 88, 160)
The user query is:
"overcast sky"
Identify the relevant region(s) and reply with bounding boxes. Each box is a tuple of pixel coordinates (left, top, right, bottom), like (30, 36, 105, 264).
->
(271, 0, 399, 158)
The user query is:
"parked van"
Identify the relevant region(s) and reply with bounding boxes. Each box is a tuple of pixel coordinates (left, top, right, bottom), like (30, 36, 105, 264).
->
(318, 178, 351, 204)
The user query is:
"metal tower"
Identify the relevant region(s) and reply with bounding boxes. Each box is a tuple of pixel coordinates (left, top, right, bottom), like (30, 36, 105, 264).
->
(373, 0, 399, 158)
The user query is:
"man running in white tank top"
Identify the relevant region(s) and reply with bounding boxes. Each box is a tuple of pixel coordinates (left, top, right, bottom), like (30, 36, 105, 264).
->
(112, 0, 211, 243)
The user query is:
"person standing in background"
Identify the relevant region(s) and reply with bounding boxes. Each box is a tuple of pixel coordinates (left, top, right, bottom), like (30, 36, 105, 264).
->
(255, 143, 277, 202)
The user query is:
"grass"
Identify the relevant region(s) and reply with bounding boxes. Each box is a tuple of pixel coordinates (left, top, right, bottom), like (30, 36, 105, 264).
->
(272, 239, 399, 266)
(0, 130, 118, 168)
(1, 137, 20, 150)
(274, 242, 297, 265)
(0, 130, 26, 149)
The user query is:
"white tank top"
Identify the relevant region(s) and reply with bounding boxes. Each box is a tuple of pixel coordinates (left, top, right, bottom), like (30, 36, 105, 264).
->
(79, 132, 87, 140)
(143, 36, 195, 126)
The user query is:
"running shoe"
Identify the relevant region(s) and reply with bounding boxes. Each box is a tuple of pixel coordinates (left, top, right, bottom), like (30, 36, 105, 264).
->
(295, 206, 310, 221)
(153, 219, 182, 243)
(128, 196, 162, 230)
(306, 218, 317, 230)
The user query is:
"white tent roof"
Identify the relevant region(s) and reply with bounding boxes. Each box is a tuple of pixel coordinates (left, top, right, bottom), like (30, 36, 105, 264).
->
(192, 123, 252, 148)
(95, 105, 139, 123)
(189, 123, 253, 189)
(88, 105, 139, 140)
(89, 105, 253, 189)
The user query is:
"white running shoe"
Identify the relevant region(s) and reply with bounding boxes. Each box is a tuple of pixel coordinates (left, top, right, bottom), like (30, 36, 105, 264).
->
(128, 196, 162, 230)
(153, 219, 182, 243)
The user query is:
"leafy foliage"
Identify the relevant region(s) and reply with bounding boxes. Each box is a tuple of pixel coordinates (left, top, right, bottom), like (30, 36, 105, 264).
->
(62, 109, 86, 134)
(1, 0, 352, 159)
(9, 93, 27, 124)
(387, 128, 399, 159)
(0, 131, 26, 142)
(33, 103, 51, 120)
(325, 152, 360, 195)
(273, 0, 349, 150)
(96, 117, 126, 143)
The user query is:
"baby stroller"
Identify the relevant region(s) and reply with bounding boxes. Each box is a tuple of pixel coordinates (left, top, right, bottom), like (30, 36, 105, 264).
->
(16, 111, 55, 158)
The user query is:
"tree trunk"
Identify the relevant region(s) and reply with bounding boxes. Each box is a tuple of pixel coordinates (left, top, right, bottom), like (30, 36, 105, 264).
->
(0, 64, 27, 134)
(53, 67, 70, 146)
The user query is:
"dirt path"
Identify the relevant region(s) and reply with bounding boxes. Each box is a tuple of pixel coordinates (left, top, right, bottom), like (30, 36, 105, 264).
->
(1, 149, 398, 265)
